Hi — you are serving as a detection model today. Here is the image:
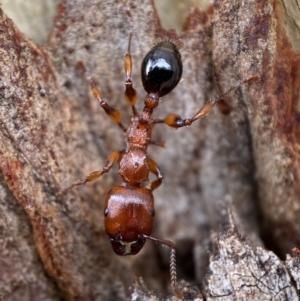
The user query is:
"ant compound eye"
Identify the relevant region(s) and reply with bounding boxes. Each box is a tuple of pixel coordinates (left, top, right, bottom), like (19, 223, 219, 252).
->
(104, 208, 109, 217)
(141, 41, 182, 97)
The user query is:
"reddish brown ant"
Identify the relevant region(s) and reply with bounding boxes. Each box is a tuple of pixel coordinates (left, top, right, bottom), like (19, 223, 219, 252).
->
(59, 4, 258, 299)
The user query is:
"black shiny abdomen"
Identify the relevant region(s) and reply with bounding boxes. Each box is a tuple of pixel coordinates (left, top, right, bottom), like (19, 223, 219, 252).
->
(141, 41, 182, 97)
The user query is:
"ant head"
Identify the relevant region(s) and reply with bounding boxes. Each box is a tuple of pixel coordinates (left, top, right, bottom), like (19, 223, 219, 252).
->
(104, 186, 155, 255)
(141, 41, 182, 98)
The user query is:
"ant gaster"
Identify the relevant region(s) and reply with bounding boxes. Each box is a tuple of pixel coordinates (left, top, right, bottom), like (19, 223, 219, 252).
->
(59, 6, 258, 299)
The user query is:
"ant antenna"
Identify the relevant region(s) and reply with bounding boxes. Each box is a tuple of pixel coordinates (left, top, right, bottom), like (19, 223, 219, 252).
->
(170, 249, 182, 299)
(144, 235, 183, 299)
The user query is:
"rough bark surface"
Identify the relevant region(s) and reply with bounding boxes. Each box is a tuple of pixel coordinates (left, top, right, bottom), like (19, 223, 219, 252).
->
(0, 0, 300, 301)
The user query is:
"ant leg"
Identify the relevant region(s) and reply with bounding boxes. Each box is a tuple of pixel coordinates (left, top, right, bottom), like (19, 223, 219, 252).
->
(91, 83, 127, 132)
(144, 235, 183, 299)
(58, 150, 122, 196)
(124, 4, 138, 115)
(153, 76, 259, 128)
(147, 157, 163, 191)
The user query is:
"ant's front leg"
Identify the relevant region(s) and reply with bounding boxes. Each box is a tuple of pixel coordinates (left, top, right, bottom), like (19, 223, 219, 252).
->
(58, 150, 123, 196)
(153, 76, 259, 128)
(147, 157, 163, 191)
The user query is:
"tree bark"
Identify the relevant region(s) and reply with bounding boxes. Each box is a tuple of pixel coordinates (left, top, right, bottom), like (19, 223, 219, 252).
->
(0, 0, 300, 300)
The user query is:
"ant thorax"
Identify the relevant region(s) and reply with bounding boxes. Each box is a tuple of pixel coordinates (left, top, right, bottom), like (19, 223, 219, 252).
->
(125, 115, 152, 150)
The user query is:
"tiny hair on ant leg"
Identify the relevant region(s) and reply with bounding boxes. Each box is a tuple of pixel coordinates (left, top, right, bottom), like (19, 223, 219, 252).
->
(58, 3, 259, 299)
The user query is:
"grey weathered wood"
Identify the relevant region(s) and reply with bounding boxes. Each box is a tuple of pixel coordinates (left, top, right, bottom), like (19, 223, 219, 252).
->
(0, 0, 300, 300)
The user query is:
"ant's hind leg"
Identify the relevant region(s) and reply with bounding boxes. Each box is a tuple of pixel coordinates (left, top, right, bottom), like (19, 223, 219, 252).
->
(123, 3, 138, 115)
(58, 150, 123, 196)
(154, 76, 259, 128)
(91, 83, 127, 132)
(147, 157, 163, 191)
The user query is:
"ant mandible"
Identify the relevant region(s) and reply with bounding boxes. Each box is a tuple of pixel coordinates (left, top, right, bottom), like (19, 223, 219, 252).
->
(59, 4, 258, 299)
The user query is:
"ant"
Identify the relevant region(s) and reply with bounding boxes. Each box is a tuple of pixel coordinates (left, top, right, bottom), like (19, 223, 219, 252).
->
(59, 4, 258, 299)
